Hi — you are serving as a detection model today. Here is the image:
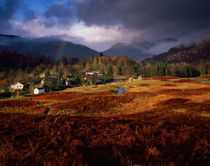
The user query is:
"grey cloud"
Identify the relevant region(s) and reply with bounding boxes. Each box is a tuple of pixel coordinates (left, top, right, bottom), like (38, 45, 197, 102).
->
(2, 0, 209, 53)
(39, 0, 210, 52)
(18, 0, 210, 42)
(121, 37, 178, 55)
(157, 38, 178, 43)
(75, 0, 210, 40)
(44, 2, 75, 27)
(45, 3, 73, 18)
(0, 0, 20, 33)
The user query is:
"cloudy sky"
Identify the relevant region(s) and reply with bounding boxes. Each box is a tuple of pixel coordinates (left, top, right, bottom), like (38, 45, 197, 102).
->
(0, 0, 210, 52)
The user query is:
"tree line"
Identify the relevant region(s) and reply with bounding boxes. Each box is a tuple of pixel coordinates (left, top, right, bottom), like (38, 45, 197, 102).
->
(0, 50, 209, 96)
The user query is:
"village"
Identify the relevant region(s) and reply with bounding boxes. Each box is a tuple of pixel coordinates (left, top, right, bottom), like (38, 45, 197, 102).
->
(9, 70, 102, 96)
(9, 70, 143, 97)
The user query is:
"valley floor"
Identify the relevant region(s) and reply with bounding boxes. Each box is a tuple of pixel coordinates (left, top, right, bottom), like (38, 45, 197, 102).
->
(0, 76, 210, 165)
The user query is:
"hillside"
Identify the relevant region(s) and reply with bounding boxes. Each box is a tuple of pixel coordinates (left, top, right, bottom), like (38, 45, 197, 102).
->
(145, 42, 210, 63)
(0, 34, 98, 60)
(0, 50, 53, 71)
(104, 42, 153, 60)
(0, 77, 209, 165)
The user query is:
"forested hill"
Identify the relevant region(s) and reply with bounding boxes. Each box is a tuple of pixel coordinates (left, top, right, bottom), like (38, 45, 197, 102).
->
(0, 50, 140, 77)
(1, 39, 210, 82)
(0, 50, 53, 72)
(0, 34, 98, 60)
(145, 42, 210, 63)
(84, 55, 140, 75)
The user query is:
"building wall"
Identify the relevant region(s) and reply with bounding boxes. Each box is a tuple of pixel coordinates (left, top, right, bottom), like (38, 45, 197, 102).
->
(34, 89, 45, 94)
(11, 83, 24, 90)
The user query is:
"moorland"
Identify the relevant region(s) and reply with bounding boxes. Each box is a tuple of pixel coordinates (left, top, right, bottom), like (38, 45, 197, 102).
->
(0, 76, 209, 165)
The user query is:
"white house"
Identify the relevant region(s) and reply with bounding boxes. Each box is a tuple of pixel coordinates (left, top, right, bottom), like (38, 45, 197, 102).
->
(65, 80, 71, 86)
(138, 76, 143, 80)
(10, 82, 24, 91)
(34, 88, 45, 95)
(39, 73, 45, 78)
(129, 77, 134, 82)
(85, 71, 104, 76)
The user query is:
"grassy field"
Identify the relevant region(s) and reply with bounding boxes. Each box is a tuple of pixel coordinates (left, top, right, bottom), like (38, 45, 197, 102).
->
(0, 76, 210, 165)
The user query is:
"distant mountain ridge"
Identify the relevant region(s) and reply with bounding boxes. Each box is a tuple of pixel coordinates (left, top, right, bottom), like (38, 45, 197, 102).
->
(145, 41, 210, 63)
(103, 38, 179, 60)
(0, 34, 20, 39)
(103, 42, 153, 60)
(1, 33, 209, 63)
(0, 34, 98, 60)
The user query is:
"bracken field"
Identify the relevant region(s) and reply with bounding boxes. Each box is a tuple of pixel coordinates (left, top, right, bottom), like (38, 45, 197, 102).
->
(0, 76, 210, 165)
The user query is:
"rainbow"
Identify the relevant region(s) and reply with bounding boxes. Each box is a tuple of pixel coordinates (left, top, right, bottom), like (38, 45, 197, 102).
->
(56, 42, 67, 59)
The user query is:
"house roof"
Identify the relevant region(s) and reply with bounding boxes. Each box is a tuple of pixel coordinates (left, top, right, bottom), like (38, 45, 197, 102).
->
(11, 82, 23, 86)
(35, 88, 45, 90)
(42, 86, 50, 89)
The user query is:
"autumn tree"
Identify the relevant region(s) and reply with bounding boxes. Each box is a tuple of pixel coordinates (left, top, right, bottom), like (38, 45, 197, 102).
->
(29, 83, 35, 94)
(0, 78, 10, 93)
(51, 64, 57, 75)
(62, 67, 70, 80)
(34, 65, 45, 75)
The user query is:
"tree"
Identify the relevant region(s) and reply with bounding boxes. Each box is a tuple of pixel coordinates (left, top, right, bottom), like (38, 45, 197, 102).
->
(0, 78, 10, 93)
(104, 66, 113, 83)
(117, 66, 122, 75)
(44, 78, 54, 90)
(67, 57, 79, 65)
(58, 62, 64, 71)
(29, 83, 35, 94)
(106, 66, 113, 77)
(181, 65, 189, 77)
(98, 55, 103, 70)
(51, 64, 57, 75)
(62, 67, 70, 80)
(93, 56, 98, 70)
(34, 65, 44, 75)
(146, 63, 152, 77)
(58, 71, 63, 80)
(120, 61, 126, 75)
(15, 69, 24, 82)
(72, 72, 81, 84)
(85, 62, 91, 71)
(61, 56, 68, 66)
(188, 65, 193, 77)
(200, 66, 208, 75)
(99, 52, 104, 57)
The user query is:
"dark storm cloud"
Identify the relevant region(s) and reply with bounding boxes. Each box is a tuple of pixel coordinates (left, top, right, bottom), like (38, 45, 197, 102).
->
(1, 0, 209, 52)
(17, 0, 210, 40)
(44, 2, 75, 27)
(75, 0, 210, 39)
(157, 38, 178, 43)
(0, 0, 20, 33)
(45, 2, 73, 18)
